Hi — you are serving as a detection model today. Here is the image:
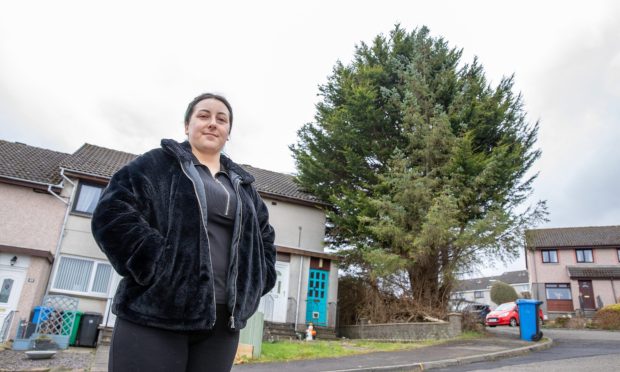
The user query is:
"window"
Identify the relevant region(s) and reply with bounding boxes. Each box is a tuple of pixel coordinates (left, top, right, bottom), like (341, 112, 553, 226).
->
(474, 291, 484, 299)
(575, 249, 593, 263)
(618, 249, 620, 262)
(52, 255, 112, 297)
(72, 183, 104, 215)
(545, 283, 572, 300)
(0, 279, 14, 303)
(541, 249, 558, 263)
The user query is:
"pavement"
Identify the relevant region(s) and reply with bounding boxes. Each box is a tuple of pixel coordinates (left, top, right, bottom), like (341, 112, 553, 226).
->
(90, 345, 109, 372)
(90, 330, 552, 372)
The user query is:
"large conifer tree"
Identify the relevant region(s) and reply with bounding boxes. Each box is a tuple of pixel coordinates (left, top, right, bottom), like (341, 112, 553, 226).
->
(291, 26, 546, 317)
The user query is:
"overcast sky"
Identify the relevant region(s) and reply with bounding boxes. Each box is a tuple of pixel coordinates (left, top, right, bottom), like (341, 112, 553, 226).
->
(1, 1, 618, 276)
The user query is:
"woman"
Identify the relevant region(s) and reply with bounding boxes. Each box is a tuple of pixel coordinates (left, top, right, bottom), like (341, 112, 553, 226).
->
(92, 93, 276, 372)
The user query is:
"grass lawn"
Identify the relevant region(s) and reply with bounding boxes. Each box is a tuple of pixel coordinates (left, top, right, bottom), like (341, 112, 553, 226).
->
(240, 331, 484, 364)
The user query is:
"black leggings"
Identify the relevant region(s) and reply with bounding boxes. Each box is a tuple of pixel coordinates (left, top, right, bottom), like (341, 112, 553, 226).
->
(110, 305, 240, 372)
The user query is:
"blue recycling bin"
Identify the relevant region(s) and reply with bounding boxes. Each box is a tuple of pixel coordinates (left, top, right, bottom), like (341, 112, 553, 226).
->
(516, 299, 543, 341)
(32, 306, 53, 324)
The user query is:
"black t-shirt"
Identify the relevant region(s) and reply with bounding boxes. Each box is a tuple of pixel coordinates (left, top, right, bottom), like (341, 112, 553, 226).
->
(192, 158, 237, 304)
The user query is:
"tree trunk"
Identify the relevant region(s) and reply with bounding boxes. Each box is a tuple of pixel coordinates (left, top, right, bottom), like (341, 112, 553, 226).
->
(405, 249, 455, 317)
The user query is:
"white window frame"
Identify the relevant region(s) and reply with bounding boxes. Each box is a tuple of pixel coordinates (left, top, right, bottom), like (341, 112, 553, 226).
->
(51, 255, 113, 298)
(71, 182, 105, 216)
(545, 283, 572, 300)
(474, 290, 484, 299)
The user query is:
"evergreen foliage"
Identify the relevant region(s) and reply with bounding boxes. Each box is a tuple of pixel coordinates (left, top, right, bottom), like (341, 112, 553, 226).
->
(490, 281, 519, 305)
(291, 25, 547, 318)
(593, 304, 620, 330)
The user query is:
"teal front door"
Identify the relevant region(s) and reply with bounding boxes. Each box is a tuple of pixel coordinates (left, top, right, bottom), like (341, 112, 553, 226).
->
(306, 269, 328, 326)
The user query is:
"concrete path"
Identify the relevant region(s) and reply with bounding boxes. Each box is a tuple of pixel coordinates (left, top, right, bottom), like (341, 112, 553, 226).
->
(90, 345, 109, 372)
(231, 333, 551, 372)
(89, 330, 551, 372)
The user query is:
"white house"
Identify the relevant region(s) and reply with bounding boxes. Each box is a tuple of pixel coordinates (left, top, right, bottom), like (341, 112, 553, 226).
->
(452, 270, 530, 308)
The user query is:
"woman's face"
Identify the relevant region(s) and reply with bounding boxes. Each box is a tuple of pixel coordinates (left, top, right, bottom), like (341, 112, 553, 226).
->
(185, 98, 231, 156)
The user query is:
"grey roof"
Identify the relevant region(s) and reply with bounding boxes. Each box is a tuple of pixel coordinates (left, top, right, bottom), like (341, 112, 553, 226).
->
(567, 265, 620, 279)
(240, 164, 325, 205)
(0, 140, 69, 185)
(61, 143, 138, 179)
(526, 226, 620, 249)
(62, 143, 323, 206)
(455, 270, 529, 292)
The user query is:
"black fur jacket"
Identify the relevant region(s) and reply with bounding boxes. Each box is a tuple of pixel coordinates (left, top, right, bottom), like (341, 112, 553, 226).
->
(91, 139, 276, 331)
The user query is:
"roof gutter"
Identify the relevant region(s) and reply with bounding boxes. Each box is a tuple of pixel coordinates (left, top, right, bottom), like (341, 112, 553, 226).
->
(0, 173, 68, 205)
(1, 175, 57, 190)
(258, 191, 331, 209)
(62, 168, 110, 183)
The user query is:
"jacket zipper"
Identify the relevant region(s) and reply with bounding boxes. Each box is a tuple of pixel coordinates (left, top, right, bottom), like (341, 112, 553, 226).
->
(229, 177, 243, 330)
(180, 163, 217, 328)
(213, 177, 231, 216)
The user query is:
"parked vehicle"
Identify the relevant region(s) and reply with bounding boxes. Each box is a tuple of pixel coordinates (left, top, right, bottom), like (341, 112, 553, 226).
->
(463, 303, 491, 323)
(485, 302, 545, 327)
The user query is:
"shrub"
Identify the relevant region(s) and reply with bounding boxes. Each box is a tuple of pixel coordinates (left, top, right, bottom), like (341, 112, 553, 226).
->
(566, 317, 588, 329)
(490, 281, 519, 305)
(593, 304, 620, 330)
(554, 316, 570, 328)
(461, 312, 484, 332)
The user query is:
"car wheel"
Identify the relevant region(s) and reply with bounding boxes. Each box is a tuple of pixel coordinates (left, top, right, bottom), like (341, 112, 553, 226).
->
(488, 325, 496, 327)
(509, 318, 518, 327)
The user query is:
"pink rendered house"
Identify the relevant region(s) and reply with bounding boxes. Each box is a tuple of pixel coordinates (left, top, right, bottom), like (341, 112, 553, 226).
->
(526, 225, 620, 318)
(0, 140, 70, 340)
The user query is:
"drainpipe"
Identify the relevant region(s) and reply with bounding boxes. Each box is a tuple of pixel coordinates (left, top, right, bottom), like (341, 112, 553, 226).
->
(44, 168, 78, 296)
(295, 256, 304, 331)
(611, 278, 618, 304)
(531, 248, 538, 299)
(294, 226, 303, 330)
(45, 168, 72, 205)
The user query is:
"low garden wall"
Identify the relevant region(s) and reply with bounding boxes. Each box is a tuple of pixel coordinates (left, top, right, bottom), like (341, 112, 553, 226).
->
(338, 313, 462, 341)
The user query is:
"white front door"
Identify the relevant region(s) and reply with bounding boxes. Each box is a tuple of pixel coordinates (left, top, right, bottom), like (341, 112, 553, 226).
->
(270, 262, 289, 323)
(0, 265, 27, 334)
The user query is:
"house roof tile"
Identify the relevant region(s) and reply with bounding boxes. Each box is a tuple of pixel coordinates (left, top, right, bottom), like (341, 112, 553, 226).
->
(0, 140, 69, 185)
(526, 226, 620, 248)
(240, 164, 325, 205)
(61, 143, 138, 179)
(456, 270, 529, 292)
(567, 265, 620, 279)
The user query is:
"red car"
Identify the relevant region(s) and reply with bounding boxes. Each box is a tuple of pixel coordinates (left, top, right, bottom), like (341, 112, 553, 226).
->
(485, 302, 545, 327)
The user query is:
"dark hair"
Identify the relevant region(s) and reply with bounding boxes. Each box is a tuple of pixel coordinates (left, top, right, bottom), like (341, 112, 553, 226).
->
(184, 93, 233, 132)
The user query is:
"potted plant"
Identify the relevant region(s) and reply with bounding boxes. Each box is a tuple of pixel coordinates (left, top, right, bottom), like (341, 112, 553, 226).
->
(32, 335, 59, 350)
